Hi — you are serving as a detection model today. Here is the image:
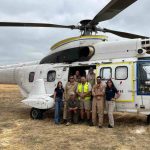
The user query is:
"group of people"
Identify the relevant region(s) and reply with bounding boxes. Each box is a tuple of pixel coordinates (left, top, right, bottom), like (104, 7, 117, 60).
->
(53, 67, 120, 128)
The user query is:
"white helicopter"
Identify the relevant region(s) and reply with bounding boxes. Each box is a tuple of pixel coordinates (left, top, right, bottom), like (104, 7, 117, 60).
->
(0, 0, 150, 124)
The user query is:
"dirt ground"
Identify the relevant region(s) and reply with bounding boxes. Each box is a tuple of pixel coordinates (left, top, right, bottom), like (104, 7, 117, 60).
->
(0, 84, 150, 150)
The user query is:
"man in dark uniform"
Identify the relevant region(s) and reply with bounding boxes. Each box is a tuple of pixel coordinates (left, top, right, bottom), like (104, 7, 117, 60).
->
(66, 92, 80, 126)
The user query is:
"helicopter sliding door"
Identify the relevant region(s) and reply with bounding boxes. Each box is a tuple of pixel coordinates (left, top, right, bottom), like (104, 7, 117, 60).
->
(96, 62, 135, 102)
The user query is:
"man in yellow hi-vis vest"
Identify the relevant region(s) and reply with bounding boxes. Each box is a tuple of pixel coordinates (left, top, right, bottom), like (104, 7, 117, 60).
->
(76, 76, 92, 124)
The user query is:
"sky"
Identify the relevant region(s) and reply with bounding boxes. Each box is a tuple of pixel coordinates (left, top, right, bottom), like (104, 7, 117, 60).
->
(0, 0, 150, 65)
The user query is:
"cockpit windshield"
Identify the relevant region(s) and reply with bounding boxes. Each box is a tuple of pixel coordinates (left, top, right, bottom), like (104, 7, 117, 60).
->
(137, 61, 150, 95)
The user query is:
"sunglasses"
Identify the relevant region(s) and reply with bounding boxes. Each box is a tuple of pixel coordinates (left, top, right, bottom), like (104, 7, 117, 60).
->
(70, 78, 74, 79)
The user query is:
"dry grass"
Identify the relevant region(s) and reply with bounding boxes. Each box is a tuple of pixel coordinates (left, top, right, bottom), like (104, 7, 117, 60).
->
(0, 84, 150, 150)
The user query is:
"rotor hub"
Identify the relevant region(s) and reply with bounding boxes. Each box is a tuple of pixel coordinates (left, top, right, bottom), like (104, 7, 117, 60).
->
(80, 19, 92, 26)
(79, 19, 98, 35)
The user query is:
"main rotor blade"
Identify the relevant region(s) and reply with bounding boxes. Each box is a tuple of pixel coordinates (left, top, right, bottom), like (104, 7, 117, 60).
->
(0, 22, 75, 29)
(89, 0, 137, 25)
(103, 28, 149, 39)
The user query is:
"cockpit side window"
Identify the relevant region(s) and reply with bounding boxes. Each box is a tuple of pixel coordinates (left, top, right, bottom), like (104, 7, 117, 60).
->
(137, 61, 150, 95)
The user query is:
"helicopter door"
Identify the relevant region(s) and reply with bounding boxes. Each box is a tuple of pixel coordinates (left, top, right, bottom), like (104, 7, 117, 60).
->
(45, 67, 69, 94)
(96, 62, 135, 102)
(55, 67, 69, 86)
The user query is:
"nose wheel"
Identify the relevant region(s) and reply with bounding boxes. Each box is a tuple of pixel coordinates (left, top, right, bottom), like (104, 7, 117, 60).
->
(30, 108, 43, 119)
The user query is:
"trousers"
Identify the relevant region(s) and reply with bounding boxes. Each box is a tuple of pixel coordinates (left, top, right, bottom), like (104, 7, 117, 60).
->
(63, 101, 68, 120)
(67, 109, 79, 123)
(92, 98, 104, 126)
(54, 98, 63, 124)
(106, 101, 115, 127)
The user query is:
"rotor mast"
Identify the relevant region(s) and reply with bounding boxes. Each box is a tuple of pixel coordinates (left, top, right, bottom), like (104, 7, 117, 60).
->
(79, 20, 97, 36)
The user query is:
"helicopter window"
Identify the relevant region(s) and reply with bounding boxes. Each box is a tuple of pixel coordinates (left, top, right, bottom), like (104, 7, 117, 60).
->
(29, 72, 35, 82)
(47, 71, 56, 82)
(100, 67, 112, 80)
(115, 66, 128, 80)
(137, 61, 150, 95)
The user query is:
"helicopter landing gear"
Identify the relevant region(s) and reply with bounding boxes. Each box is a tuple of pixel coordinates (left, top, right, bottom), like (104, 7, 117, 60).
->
(30, 108, 43, 119)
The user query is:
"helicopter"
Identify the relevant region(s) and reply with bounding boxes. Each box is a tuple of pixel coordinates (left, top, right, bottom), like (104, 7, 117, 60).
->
(0, 0, 150, 124)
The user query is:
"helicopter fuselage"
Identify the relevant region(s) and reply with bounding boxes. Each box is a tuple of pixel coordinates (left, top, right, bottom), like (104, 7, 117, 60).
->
(0, 37, 150, 117)
(1, 0, 150, 122)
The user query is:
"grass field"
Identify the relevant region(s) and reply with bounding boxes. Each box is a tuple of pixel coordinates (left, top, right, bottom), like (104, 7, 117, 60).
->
(0, 84, 150, 150)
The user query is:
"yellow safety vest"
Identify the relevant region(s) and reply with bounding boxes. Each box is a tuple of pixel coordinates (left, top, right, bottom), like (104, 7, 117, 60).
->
(77, 82, 90, 101)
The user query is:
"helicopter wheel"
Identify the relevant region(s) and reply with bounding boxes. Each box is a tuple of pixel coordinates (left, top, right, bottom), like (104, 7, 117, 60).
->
(147, 115, 150, 125)
(30, 108, 43, 119)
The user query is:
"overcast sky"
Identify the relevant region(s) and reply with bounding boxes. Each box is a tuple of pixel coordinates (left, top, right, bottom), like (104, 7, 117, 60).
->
(0, 0, 150, 65)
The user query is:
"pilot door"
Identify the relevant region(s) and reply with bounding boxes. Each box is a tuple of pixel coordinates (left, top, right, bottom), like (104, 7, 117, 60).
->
(96, 62, 135, 102)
